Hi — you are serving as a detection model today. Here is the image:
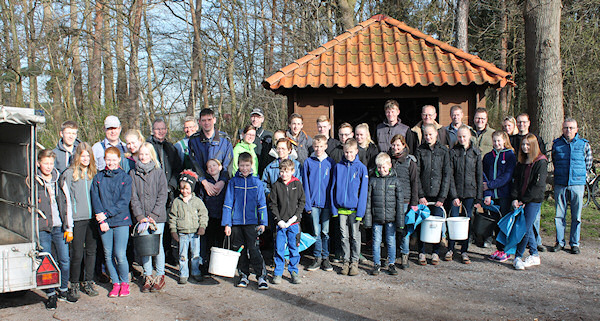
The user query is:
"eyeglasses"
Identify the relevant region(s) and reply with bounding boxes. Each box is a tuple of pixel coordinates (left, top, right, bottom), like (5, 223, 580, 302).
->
(422, 113, 435, 118)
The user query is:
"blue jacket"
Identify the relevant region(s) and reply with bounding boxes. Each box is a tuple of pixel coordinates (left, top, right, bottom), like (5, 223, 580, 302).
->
(330, 157, 369, 218)
(221, 172, 268, 227)
(200, 171, 228, 219)
(188, 130, 233, 181)
(91, 168, 132, 228)
(261, 158, 302, 196)
(482, 148, 516, 199)
(303, 154, 335, 211)
(552, 134, 588, 186)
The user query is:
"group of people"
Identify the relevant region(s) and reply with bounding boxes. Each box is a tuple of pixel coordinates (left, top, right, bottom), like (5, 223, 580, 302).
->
(35, 100, 591, 310)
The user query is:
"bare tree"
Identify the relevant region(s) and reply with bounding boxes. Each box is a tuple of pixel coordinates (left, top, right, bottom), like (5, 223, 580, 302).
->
(337, 0, 356, 32)
(454, 0, 469, 52)
(128, 0, 145, 130)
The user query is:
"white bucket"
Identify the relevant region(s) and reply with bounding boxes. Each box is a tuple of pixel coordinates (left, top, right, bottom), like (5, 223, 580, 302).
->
(447, 217, 470, 240)
(208, 247, 241, 278)
(420, 216, 446, 243)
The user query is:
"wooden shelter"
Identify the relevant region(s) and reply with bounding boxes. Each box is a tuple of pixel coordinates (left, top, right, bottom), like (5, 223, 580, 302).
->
(262, 14, 513, 137)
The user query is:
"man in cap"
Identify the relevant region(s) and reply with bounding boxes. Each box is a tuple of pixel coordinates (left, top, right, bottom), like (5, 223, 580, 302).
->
(238, 108, 273, 176)
(92, 115, 128, 171)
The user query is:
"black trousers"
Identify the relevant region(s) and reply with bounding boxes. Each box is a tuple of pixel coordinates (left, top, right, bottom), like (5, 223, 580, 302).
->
(231, 225, 266, 278)
(70, 219, 98, 282)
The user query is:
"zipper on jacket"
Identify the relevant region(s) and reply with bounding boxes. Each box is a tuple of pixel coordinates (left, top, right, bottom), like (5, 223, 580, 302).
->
(343, 161, 350, 206)
(493, 151, 500, 199)
(317, 161, 322, 206)
(243, 176, 247, 225)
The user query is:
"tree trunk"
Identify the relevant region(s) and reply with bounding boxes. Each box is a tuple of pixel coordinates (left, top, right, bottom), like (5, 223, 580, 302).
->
(23, 0, 38, 109)
(115, 0, 128, 116)
(336, 0, 356, 32)
(454, 0, 469, 52)
(128, 0, 144, 130)
(499, 0, 509, 113)
(70, 0, 84, 117)
(102, 2, 115, 107)
(524, 0, 563, 151)
(89, 0, 103, 107)
(188, 0, 202, 116)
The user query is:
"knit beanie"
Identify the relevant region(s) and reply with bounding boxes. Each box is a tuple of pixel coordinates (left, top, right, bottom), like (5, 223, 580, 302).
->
(179, 170, 198, 190)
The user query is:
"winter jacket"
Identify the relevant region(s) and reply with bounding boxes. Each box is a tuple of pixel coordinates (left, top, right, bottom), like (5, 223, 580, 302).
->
(329, 144, 345, 164)
(416, 141, 451, 202)
(411, 120, 448, 153)
(330, 157, 369, 218)
(483, 148, 516, 199)
(302, 154, 335, 211)
(231, 141, 258, 177)
(390, 149, 419, 206)
(449, 143, 483, 202)
(474, 126, 495, 157)
(91, 168, 132, 228)
(376, 118, 413, 153)
(53, 138, 81, 173)
(60, 168, 93, 222)
(199, 172, 228, 219)
(147, 135, 182, 191)
(363, 169, 405, 229)
(169, 194, 209, 234)
(130, 161, 169, 224)
(188, 129, 233, 180)
(511, 155, 548, 204)
(36, 168, 71, 233)
(286, 130, 312, 165)
(269, 177, 305, 224)
(262, 158, 302, 196)
(552, 133, 590, 186)
(91, 138, 128, 172)
(221, 172, 268, 227)
(358, 143, 379, 172)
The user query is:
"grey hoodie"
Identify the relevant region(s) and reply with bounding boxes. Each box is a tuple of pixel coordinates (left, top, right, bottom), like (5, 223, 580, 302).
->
(59, 167, 93, 222)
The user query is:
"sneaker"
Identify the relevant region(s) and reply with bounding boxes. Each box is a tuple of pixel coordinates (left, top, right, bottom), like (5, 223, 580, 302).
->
(444, 250, 453, 261)
(258, 277, 269, 290)
(388, 264, 398, 275)
(151, 275, 165, 292)
(489, 250, 500, 260)
(119, 283, 130, 297)
(290, 271, 302, 284)
(58, 289, 78, 303)
(461, 253, 471, 264)
(331, 255, 343, 263)
(178, 277, 188, 285)
(340, 262, 350, 275)
(81, 281, 99, 297)
(141, 276, 153, 293)
(307, 258, 322, 271)
(400, 253, 409, 270)
(348, 262, 359, 276)
(45, 294, 57, 310)
(537, 245, 546, 252)
(548, 243, 564, 252)
(495, 251, 509, 262)
(371, 264, 381, 276)
(431, 253, 440, 265)
(236, 277, 249, 288)
(523, 255, 541, 267)
(571, 246, 580, 254)
(271, 275, 282, 284)
(418, 253, 427, 266)
(513, 257, 525, 270)
(321, 258, 334, 271)
(108, 283, 121, 297)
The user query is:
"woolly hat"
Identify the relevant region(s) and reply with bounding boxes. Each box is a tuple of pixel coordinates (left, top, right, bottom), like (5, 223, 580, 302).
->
(179, 170, 198, 190)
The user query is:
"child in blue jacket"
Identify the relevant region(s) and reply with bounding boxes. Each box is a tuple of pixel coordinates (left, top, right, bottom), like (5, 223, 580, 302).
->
(222, 152, 269, 290)
(330, 138, 369, 276)
(262, 138, 302, 196)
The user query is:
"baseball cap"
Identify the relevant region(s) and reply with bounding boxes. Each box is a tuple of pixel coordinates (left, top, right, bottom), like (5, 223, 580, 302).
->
(250, 108, 264, 117)
(104, 115, 121, 129)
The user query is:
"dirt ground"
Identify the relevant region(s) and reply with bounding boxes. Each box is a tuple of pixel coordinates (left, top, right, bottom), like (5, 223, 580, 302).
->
(1, 236, 599, 321)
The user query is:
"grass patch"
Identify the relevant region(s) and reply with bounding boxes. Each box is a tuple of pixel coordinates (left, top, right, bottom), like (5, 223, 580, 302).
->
(540, 200, 600, 241)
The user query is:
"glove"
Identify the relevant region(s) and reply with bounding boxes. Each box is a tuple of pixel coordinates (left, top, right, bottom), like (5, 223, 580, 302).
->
(64, 231, 73, 243)
(277, 220, 286, 229)
(196, 227, 206, 235)
(285, 215, 297, 227)
(171, 232, 179, 242)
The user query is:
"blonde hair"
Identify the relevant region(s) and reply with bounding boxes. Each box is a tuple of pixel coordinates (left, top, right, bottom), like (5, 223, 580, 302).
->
(503, 116, 518, 135)
(124, 129, 145, 157)
(316, 115, 330, 123)
(492, 131, 513, 151)
(71, 142, 97, 181)
(355, 123, 374, 147)
(375, 152, 392, 166)
(139, 142, 161, 169)
(313, 134, 327, 144)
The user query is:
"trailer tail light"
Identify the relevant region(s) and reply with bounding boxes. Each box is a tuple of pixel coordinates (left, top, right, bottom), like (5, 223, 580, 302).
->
(36, 255, 60, 287)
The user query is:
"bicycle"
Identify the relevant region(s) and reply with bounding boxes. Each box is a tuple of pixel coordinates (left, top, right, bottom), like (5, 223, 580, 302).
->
(583, 160, 600, 209)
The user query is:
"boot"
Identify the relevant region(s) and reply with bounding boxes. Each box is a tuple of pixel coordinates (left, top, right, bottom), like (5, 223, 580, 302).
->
(151, 275, 166, 292)
(348, 262, 359, 276)
(400, 253, 409, 270)
(340, 261, 349, 275)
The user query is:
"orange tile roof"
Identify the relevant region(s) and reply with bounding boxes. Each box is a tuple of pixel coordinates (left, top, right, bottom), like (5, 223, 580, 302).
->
(263, 14, 513, 90)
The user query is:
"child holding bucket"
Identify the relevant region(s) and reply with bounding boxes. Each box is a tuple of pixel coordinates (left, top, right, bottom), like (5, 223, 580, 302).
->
(200, 158, 228, 275)
(169, 170, 209, 284)
(269, 159, 305, 284)
(446, 126, 483, 264)
(222, 152, 269, 289)
(483, 131, 516, 262)
(416, 124, 451, 266)
(130, 142, 168, 293)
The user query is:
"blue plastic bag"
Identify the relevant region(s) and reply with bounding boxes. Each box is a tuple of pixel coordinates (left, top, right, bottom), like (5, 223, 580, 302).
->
(496, 207, 526, 255)
(404, 204, 431, 237)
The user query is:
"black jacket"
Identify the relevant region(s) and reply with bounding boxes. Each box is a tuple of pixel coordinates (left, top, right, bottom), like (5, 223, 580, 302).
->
(390, 149, 419, 206)
(147, 136, 182, 191)
(449, 144, 483, 202)
(269, 177, 305, 224)
(416, 141, 451, 202)
(511, 155, 548, 204)
(364, 170, 405, 229)
(358, 143, 379, 172)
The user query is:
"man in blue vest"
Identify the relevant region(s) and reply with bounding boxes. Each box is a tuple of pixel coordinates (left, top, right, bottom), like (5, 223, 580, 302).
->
(550, 118, 593, 254)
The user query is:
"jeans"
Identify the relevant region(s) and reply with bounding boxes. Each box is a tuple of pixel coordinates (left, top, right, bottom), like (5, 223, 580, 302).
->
(39, 227, 70, 295)
(516, 202, 541, 258)
(554, 184, 584, 247)
(100, 225, 130, 284)
(418, 206, 445, 254)
(339, 213, 361, 263)
(448, 198, 474, 254)
(396, 204, 410, 255)
(178, 233, 201, 278)
(231, 225, 266, 279)
(372, 223, 396, 265)
(533, 206, 542, 245)
(70, 219, 98, 282)
(140, 223, 165, 277)
(310, 207, 330, 259)
(274, 223, 300, 276)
